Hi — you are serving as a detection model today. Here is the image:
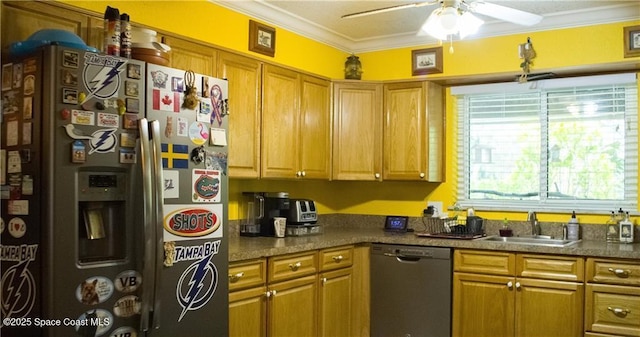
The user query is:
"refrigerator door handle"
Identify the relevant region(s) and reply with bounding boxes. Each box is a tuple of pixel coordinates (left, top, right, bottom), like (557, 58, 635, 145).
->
(138, 118, 156, 332)
(149, 120, 165, 330)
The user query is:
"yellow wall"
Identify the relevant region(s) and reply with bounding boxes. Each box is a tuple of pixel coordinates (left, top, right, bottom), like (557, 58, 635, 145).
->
(61, 1, 640, 224)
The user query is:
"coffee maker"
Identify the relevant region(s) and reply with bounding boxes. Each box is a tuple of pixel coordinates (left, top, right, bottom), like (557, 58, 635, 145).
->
(239, 192, 290, 237)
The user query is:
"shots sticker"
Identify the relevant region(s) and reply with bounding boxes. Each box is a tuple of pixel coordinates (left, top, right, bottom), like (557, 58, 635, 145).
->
(75, 276, 114, 305)
(163, 204, 223, 242)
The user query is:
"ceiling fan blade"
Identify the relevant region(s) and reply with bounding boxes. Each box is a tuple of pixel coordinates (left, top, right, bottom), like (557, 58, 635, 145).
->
(341, 1, 437, 19)
(468, 1, 543, 26)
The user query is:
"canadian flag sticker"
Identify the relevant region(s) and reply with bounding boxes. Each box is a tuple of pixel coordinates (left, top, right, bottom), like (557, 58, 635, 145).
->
(153, 89, 180, 112)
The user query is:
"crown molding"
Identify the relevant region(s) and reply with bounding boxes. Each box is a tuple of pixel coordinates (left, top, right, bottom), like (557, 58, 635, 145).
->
(212, 1, 640, 53)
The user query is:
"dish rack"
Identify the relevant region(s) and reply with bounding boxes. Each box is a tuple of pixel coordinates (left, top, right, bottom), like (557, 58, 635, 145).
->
(416, 217, 485, 239)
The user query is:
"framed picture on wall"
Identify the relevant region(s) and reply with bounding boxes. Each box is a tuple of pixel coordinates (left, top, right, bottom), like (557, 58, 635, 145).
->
(411, 47, 443, 76)
(623, 25, 640, 58)
(249, 20, 276, 57)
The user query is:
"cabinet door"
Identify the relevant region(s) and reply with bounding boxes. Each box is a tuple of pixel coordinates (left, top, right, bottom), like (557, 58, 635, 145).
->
(217, 52, 262, 178)
(332, 81, 383, 181)
(516, 278, 584, 337)
(161, 35, 217, 76)
(453, 272, 515, 337)
(261, 64, 300, 178)
(425, 81, 445, 181)
(2, 1, 91, 51)
(229, 286, 268, 337)
(299, 75, 331, 179)
(318, 268, 353, 337)
(269, 275, 318, 337)
(383, 81, 428, 180)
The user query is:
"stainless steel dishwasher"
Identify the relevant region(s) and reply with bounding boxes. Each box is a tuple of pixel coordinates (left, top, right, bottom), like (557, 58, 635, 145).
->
(371, 244, 452, 337)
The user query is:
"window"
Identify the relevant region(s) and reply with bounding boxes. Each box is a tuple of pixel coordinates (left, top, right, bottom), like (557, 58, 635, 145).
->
(452, 74, 638, 212)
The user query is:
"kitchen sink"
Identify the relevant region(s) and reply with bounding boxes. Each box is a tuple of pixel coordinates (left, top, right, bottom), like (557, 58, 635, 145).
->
(478, 235, 580, 247)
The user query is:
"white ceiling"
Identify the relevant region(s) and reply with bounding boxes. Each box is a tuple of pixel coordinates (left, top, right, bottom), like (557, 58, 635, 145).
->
(213, 0, 640, 53)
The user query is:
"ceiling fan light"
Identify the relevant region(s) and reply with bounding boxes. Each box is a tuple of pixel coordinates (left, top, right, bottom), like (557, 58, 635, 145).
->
(419, 10, 449, 40)
(439, 7, 460, 32)
(458, 12, 483, 38)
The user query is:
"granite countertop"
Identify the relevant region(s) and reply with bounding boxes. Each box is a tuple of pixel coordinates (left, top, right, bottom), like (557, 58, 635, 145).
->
(229, 226, 640, 262)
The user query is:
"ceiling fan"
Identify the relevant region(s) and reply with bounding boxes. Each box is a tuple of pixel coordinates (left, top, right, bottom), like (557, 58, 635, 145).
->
(342, 0, 543, 40)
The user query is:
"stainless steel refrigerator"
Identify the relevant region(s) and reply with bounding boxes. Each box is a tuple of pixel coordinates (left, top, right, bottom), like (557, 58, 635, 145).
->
(1, 45, 229, 337)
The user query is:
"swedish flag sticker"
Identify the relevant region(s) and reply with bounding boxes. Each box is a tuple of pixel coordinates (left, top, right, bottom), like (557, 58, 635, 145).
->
(161, 143, 189, 169)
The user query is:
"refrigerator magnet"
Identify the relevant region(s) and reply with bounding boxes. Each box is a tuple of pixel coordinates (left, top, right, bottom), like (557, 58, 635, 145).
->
(71, 140, 86, 163)
(189, 121, 209, 145)
(124, 80, 139, 96)
(75, 276, 114, 305)
(61, 69, 77, 86)
(205, 150, 228, 175)
(126, 98, 140, 113)
(23, 74, 35, 95)
(192, 169, 221, 203)
(114, 270, 142, 293)
(119, 148, 136, 164)
(8, 217, 26, 238)
(120, 132, 136, 147)
(127, 64, 141, 79)
(63, 88, 79, 104)
(2, 63, 13, 90)
(123, 113, 138, 129)
(163, 170, 180, 199)
(210, 128, 227, 146)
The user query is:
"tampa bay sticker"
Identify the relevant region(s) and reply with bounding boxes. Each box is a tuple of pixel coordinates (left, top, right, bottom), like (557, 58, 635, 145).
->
(192, 169, 220, 203)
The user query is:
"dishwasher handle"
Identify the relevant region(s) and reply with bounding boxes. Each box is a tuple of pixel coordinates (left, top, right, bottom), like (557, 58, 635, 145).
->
(383, 252, 424, 263)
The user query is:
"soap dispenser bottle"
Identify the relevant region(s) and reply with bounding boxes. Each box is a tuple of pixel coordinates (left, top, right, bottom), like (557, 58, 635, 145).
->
(567, 211, 579, 240)
(606, 211, 619, 242)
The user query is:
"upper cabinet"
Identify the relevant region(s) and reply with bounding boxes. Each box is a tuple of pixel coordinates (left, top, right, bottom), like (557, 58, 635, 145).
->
(261, 64, 331, 179)
(217, 51, 262, 178)
(1, 1, 101, 53)
(332, 81, 384, 181)
(160, 35, 217, 76)
(383, 81, 445, 182)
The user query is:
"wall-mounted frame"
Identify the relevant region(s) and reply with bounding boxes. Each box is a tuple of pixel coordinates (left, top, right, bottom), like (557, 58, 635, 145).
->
(411, 47, 443, 76)
(623, 25, 640, 58)
(249, 20, 276, 57)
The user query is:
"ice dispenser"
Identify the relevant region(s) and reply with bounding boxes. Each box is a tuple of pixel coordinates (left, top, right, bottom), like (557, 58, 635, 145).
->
(77, 171, 128, 264)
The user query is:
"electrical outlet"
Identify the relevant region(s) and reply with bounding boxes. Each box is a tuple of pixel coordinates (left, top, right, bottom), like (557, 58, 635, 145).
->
(427, 201, 443, 216)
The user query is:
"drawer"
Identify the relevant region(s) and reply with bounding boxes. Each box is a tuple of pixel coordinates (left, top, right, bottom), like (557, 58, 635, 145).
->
(585, 283, 640, 337)
(228, 259, 267, 292)
(587, 258, 640, 286)
(454, 249, 515, 276)
(319, 245, 353, 271)
(268, 251, 318, 283)
(517, 254, 584, 282)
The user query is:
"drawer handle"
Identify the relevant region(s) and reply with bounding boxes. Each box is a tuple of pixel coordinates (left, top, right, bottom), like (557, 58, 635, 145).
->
(228, 272, 244, 283)
(332, 255, 344, 262)
(607, 307, 631, 317)
(608, 268, 631, 278)
(289, 262, 302, 271)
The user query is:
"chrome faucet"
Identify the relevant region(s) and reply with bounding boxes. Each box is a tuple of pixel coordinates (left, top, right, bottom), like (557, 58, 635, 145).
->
(527, 211, 540, 236)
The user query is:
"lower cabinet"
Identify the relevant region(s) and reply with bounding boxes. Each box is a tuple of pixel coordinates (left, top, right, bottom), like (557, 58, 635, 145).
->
(228, 245, 356, 337)
(584, 257, 640, 337)
(453, 250, 584, 337)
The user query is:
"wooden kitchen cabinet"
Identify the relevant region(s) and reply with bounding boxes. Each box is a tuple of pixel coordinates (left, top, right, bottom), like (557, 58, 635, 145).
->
(261, 64, 331, 179)
(1, 1, 100, 52)
(228, 259, 268, 337)
(318, 246, 354, 337)
(453, 250, 584, 337)
(160, 34, 217, 76)
(383, 81, 445, 181)
(332, 81, 383, 181)
(217, 51, 262, 178)
(585, 258, 640, 337)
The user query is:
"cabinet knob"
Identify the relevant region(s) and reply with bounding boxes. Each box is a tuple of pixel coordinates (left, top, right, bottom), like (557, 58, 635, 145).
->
(507, 281, 513, 289)
(419, 172, 425, 178)
(301, 171, 306, 177)
(607, 306, 631, 317)
(608, 267, 631, 278)
(228, 272, 244, 283)
(321, 277, 327, 284)
(266, 290, 272, 298)
(374, 173, 381, 179)
(332, 255, 344, 262)
(289, 262, 302, 271)
(271, 290, 277, 296)
(515, 282, 521, 289)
